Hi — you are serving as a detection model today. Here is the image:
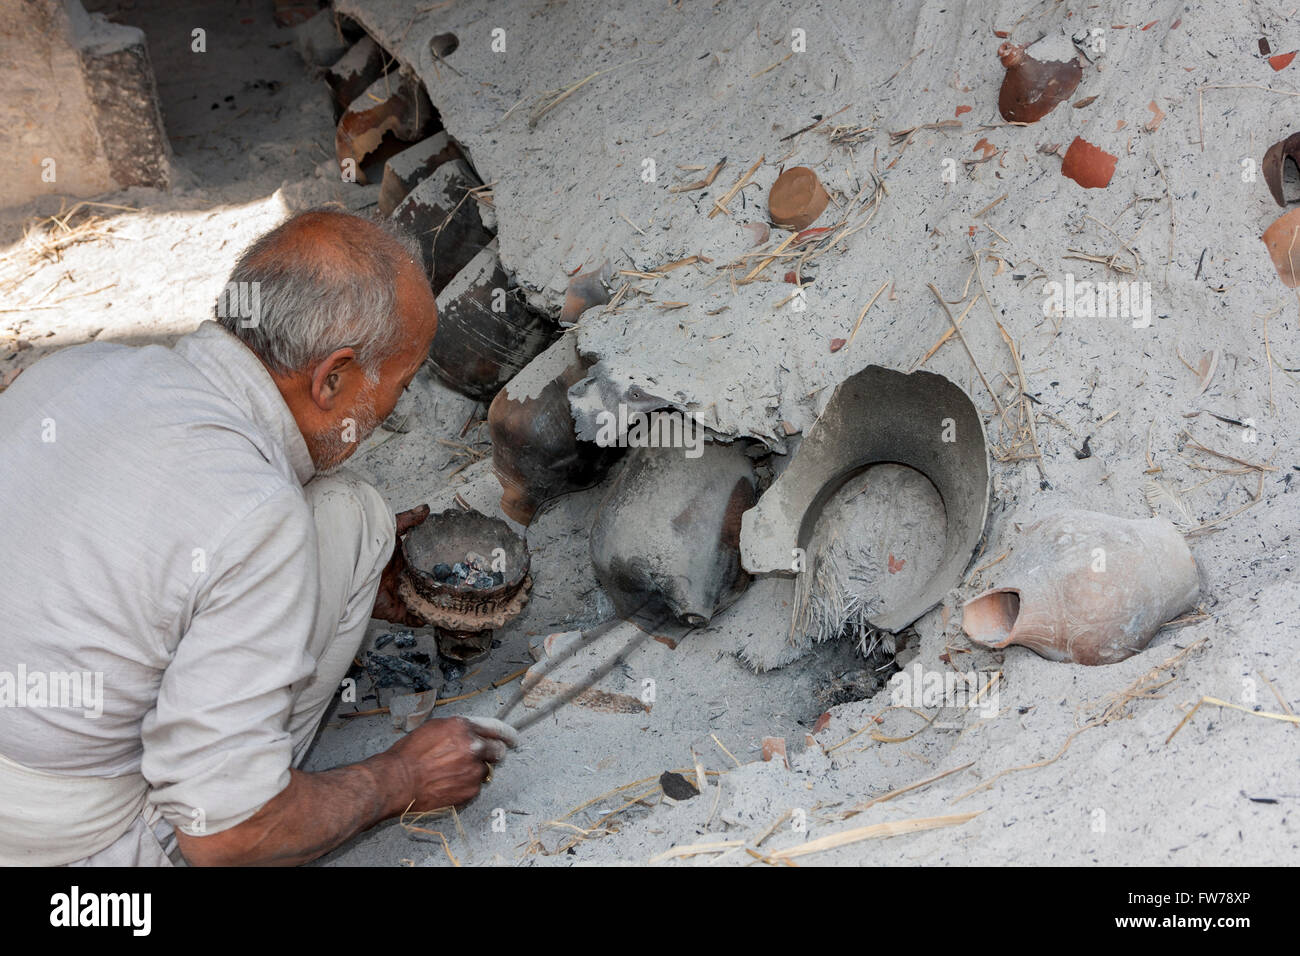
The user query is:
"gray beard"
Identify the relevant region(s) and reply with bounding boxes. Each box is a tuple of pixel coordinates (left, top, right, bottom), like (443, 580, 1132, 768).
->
(311, 388, 381, 473)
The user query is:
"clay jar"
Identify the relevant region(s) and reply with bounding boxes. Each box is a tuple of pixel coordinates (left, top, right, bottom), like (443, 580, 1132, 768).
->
(769, 167, 830, 231)
(488, 334, 623, 525)
(590, 437, 757, 630)
(997, 41, 1082, 124)
(1262, 208, 1300, 287)
(962, 511, 1199, 666)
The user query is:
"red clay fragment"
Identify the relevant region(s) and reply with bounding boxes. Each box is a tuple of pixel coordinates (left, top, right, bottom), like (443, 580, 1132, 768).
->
(955, 104, 972, 117)
(1270, 51, 1297, 71)
(812, 712, 832, 734)
(829, 337, 846, 353)
(1061, 136, 1117, 189)
(1262, 208, 1300, 287)
(993, 29, 1010, 38)
(761, 737, 789, 767)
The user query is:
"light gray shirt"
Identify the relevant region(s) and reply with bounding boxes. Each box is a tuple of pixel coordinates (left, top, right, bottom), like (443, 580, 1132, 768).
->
(0, 321, 323, 836)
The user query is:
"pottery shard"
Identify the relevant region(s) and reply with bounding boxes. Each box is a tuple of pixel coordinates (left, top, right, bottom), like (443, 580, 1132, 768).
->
(1262, 208, 1300, 287)
(761, 737, 789, 768)
(768, 166, 830, 231)
(393, 159, 494, 293)
(962, 511, 1199, 666)
(326, 35, 385, 120)
(430, 242, 558, 402)
(997, 42, 1082, 123)
(1060, 136, 1117, 189)
(335, 72, 437, 184)
(378, 132, 462, 217)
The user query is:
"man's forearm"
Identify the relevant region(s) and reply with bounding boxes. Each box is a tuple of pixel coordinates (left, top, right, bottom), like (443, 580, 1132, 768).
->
(176, 752, 412, 867)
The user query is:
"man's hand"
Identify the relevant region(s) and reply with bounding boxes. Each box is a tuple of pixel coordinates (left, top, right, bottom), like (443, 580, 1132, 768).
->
(175, 715, 519, 866)
(371, 503, 430, 625)
(387, 716, 520, 809)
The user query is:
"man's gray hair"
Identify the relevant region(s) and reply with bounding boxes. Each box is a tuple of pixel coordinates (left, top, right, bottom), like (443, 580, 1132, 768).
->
(216, 208, 425, 378)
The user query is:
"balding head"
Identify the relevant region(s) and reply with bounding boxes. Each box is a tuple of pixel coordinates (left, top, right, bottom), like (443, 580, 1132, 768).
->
(219, 208, 439, 471)
(217, 208, 425, 378)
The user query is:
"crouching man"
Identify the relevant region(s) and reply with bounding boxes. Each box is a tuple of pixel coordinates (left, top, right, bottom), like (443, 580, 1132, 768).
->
(0, 209, 515, 866)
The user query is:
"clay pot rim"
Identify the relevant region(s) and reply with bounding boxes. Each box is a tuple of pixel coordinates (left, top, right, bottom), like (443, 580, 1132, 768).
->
(961, 586, 1023, 648)
(402, 509, 531, 601)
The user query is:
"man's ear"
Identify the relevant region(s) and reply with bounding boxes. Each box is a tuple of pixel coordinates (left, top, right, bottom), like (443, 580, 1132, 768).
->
(309, 348, 357, 411)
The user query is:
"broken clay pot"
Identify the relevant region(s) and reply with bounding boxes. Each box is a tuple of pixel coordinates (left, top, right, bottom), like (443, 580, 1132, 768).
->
(488, 334, 623, 525)
(740, 365, 990, 634)
(430, 241, 558, 402)
(335, 72, 436, 184)
(392, 159, 494, 293)
(590, 437, 757, 633)
(325, 35, 385, 120)
(996, 41, 1082, 123)
(378, 131, 462, 217)
(768, 167, 830, 231)
(962, 511, 1199, 666)
(1060, 136, 1116, 189)
(1262, 207, 1300, 287)
(1263, 131, 1300, 207)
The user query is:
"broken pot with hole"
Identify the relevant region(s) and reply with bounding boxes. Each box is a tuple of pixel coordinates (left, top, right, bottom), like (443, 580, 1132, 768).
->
(962, 511, 1199, 665)
(488, 333, 623, 525)
(590, 435, 757, 637)
(740, 365, 990, 634)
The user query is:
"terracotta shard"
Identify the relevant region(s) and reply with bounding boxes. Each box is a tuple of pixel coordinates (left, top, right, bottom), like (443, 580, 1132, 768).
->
(1262, 131, 1300, 207)
(1269, 51, 1297, 71)
(488, 335, 623, 526)
(1262, 208, 1300, 287)
(962, 511, 1199, 666)
(768, 166, 830, 231)
(996, 41, 1082, 123)
(1060, 136, 1116, 188)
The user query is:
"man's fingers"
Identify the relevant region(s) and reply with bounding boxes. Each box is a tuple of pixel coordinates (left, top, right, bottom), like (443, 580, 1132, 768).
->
(464, 716, 520, 749)
(395, 504, 431, 536)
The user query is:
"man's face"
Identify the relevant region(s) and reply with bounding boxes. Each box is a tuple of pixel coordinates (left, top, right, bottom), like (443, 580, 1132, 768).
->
(309, 262, 438, 471)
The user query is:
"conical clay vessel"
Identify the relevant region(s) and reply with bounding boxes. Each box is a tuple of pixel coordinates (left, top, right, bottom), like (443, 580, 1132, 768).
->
(591, 437, 756, 630)
(962, 511, 1199, 665)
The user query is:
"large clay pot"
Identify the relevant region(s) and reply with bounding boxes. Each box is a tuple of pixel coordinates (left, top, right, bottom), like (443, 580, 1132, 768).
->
(431, 242, 559, 402)
(488, 334, 622, 525)
(590, 437, 757, 630)
(997, 41, 1082, 124)
(962, 511, 1199, 665)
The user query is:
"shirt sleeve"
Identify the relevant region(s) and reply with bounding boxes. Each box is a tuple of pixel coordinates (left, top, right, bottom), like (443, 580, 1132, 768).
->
(141, 485, 321, 836)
